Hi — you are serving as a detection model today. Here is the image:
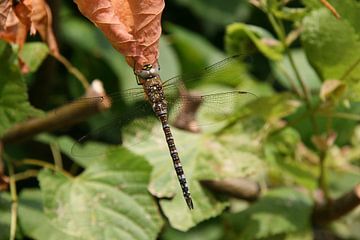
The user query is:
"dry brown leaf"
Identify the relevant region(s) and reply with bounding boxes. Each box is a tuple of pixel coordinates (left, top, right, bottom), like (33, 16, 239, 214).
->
(0, 0, 59, 55)
(74, 0, 165, 70)
(15, 0, 59, 54)
(0, 9, 18, 42)
(0, 0, 12, 30)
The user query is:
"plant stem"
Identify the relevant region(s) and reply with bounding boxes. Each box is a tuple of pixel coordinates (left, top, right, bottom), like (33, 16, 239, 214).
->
(14, 169, 39, 182)
(340, 57, 360, 81)
(268, 13, 319, 133)
(267, 11, 328, 194)
(50, 142, 63, 171)
(52, 53, 89, 89)
(318, 150, 330, 200)
(20, 159, 73, 178)
(320, 111, 360, 121)
(4, 157, 18, 240)
(1, 81, 110, 145)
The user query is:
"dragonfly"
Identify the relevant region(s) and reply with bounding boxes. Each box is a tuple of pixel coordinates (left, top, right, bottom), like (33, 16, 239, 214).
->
(68, 55, 255, 210)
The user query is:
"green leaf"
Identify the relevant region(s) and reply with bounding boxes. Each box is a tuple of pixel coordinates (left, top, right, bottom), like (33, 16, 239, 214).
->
(161, 219, 224, 240)
(272, 49, 321, 91)
(173, 0, 251, 26)
(301, 0, 323, 9)
(36, 134, 109, 168)
(160, 181, 228, 231)
(0, 192, 11, 240)
(225, 23, 284, 61)
(225, 188, 313, 240)
(233, 93, 300, 125)
(273, 7, 307, 21)
(18, 190, 80, 240)
(332, 207, 360, 240)
(166, 23, 224, 75)
(0, 41, 43, 137)
(301, 2, 360, 100)
(126, 122, 265, 230)
(327, 169, 360, 198)
(20, 42, 49, 72)
(264, 128, 317, 189)
(38, 148, 163, 240)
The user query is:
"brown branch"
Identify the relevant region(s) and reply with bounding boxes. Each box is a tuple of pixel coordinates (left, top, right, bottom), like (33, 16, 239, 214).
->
(1, 80, 111, 144)
(312, 184, 360, 225)
(319, 0, 341, 19)
(201, 178, 261, 202)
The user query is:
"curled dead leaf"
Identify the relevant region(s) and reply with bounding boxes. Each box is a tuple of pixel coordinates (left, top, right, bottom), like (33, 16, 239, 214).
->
(0, 0, 59, 55)
(74, 0, 165, 70)
(0, 0, 12, 30)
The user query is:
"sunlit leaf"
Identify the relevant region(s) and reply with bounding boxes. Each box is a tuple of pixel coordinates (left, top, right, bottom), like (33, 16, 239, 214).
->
(160, 181, 228, 231)
(18, 190, 80, 240)
(265, 128, 317, 189)
(301, 1, 360, 99)
(327, 169, 360, 198)
(272, 49, 321, 91)
(19, 42, 49, 72)
(332, 207, 360, 240)
(224, 188, 313, 240)
(226, 23, 283, 61)
(36, 134, 109, 168)
(126, 120, 265, 230)
(38, 148, 163, 240)
(161, 218, 224, 240)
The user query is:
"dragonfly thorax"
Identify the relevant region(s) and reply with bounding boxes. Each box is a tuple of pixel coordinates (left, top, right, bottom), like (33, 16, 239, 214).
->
(143, 77, 164, 101)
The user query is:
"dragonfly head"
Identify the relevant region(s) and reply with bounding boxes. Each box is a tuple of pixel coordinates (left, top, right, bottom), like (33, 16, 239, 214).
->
(135, 63, 160, 85)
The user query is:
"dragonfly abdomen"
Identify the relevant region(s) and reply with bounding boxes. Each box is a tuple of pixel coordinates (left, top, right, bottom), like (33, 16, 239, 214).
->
(159, 114, 194, 210)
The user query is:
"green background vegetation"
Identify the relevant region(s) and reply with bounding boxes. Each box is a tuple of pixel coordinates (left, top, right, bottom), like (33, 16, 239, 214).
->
(1, 0, 360, 239)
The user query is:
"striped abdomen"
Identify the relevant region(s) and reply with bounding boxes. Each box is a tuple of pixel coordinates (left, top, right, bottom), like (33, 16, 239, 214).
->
(159, 114, 194, 209)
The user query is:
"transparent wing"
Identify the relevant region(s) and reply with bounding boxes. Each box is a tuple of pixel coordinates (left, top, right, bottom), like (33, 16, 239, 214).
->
(167, 90, 257, 132)
(162, 54, 253, 92)
(67, 55, 254, 157)
(63, 55, 251, 112)
(70, 102, 158, 158)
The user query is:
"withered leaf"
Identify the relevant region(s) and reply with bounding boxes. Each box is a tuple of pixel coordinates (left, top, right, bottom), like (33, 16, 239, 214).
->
(74, 0, 164, 69)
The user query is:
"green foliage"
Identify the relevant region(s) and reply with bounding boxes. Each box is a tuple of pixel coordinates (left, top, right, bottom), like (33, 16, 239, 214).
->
(226, 23, 283, 60)
(301, 1, 360, 100)
(173, 0, 251, 26)
(20, 43, 49, 73)
(36, 134, 109, 168)
(272, 49, 321, 91)
(0, 193, 11, 240)
(18, 190, 79, 240)
(38, 148, 163, 240)
(224, 188, 313, 240)
(2, 0, 360, 239)
(0, 41, 43, 137)
(165, 23, 224, 74)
